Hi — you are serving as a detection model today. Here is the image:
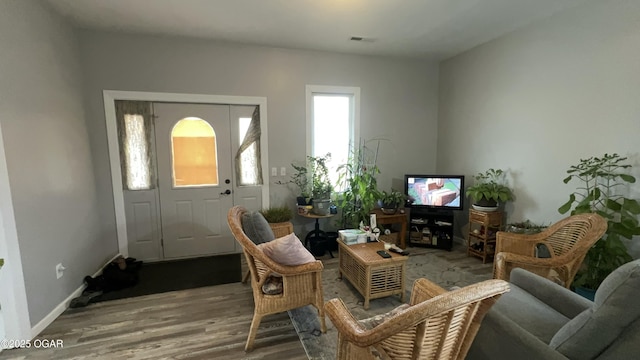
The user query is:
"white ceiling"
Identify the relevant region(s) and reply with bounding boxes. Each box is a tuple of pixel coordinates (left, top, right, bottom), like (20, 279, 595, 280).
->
(44, 0, 590, 60)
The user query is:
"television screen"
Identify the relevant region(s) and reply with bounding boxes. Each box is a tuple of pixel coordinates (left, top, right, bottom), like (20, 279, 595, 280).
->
(405, 175, 465, 211)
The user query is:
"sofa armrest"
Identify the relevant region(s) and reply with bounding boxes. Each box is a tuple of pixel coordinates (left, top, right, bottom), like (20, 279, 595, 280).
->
(510, 268, 592, 319)
(468, 311, 569, 360)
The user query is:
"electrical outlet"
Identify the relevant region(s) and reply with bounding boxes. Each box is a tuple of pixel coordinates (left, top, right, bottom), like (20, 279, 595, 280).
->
(56, 263, 65, 279)
(280, 167, 286, 176)
(271, 167, 277, 176)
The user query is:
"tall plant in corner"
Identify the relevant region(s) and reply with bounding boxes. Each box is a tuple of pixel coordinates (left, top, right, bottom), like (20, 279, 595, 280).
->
(336, 139, 382, 229)
(559, 153, 640, 290)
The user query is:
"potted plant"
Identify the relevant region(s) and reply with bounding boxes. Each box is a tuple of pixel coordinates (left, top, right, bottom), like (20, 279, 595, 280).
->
(287, 162, 311, 205)
(377, 189, 406, 215)
(308, 154, 333, 215)
(558, 153, 640, 297)
(506, 219, 548, 234)
(260, 205, 294, 238)
(279, 153, 332, 207)
(466, 168, 514, 209)
(336, 141, 381, 228)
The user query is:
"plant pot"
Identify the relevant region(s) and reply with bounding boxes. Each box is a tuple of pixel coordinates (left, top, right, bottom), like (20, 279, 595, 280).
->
(312, 199, 331, 216)
(380, 207, 398, 215)
(268, 221, 294, 238)
(475, 197, 498, 207)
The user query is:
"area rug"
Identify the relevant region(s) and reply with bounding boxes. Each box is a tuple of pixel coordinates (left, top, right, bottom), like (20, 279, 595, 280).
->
(91, 253, 242, 303)
(289, 245, 493, 359)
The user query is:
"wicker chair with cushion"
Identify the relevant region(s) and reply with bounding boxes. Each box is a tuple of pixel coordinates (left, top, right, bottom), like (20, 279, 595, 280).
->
(324, 278, 510, 359)
(228, 206, 326, 351)
(493, 213, 607, 289)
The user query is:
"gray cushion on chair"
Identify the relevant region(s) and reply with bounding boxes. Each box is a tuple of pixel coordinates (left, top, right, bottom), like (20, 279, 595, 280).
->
(241, 211, 275, 244)
(549, 259, 640, 359)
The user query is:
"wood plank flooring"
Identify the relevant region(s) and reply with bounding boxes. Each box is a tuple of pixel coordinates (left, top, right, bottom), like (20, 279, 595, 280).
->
(0, 281, 307, 360)
(0, 242, 491, 360)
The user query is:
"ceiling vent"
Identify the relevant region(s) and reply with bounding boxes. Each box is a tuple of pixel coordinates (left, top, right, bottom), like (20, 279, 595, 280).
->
(349, 36, 375, 42)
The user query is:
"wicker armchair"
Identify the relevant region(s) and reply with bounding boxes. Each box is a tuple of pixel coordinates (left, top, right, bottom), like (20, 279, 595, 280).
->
(493, 213, 607, 289)
(324, 278, 509, 359)
(227, 206, 326, 351)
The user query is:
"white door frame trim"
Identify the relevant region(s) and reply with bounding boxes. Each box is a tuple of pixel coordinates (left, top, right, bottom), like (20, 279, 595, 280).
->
(103, 90, 269, 257)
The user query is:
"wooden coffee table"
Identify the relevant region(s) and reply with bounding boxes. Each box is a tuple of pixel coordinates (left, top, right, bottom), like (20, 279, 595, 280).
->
(338, 240, 408, 309)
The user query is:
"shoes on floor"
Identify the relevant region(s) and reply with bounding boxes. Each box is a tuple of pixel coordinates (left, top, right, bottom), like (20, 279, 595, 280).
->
(70, 290, 103, 308)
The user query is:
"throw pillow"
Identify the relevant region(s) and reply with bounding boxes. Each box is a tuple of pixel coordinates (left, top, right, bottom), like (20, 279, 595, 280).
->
(359, 303, 411, 330)
(242, 211, 275, 245)
(257, 233, 316, 266)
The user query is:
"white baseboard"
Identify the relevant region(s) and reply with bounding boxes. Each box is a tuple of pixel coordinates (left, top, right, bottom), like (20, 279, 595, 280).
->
(30, 254, 122, 339)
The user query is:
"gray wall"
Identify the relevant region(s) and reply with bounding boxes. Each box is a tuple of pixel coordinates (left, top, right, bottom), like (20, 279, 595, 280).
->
(78, 31, 440, 233)
(0, 0, 107, 326)
(438, 0, 640, 254)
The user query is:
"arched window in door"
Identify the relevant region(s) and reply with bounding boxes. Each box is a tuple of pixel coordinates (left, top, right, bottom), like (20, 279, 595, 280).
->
(171, 117, 218, 187)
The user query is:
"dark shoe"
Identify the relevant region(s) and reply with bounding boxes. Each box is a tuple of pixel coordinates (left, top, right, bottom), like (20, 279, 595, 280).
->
(70, 290, 103, 308)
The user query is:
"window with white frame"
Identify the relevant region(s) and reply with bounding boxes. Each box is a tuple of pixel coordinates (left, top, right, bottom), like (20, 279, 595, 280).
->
(306, 85, 360, 191)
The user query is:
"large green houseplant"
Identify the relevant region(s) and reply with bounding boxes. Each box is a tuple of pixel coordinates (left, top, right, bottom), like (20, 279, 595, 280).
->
(558, 153, 640, 291)
(336, 140, 382, 228)
(466, 168, 514, 207)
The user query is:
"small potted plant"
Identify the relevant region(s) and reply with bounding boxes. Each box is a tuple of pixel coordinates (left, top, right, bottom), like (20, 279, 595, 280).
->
(279, 154, 332, 208)
(260, 205, 294, 238)
(308, 154, 333, 215)
(466, 168, 513, 209)
(287, 163, 311, 205)
(377, 189, 406, 215)
(506, 219, 548, 234)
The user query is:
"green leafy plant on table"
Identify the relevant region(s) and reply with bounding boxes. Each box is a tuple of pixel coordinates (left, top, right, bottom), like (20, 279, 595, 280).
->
(280, 153, 332, 205)
(558, 153, 640, 290)
(309, 153, 332, 200)
(378, 189, 407, 214)
(466, 168, 514, 207)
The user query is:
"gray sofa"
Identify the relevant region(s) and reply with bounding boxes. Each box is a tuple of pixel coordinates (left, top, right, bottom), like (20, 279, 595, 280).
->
(468, 259, 640, 360)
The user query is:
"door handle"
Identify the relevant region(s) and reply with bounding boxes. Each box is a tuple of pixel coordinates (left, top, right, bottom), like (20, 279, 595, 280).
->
(220, 189, 232, 195)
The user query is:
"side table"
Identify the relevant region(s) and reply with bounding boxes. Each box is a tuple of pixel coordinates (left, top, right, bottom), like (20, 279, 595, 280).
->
(372, 209, 408, 249)
(299, 213, 335, 257)
(467, 209, 504, 263)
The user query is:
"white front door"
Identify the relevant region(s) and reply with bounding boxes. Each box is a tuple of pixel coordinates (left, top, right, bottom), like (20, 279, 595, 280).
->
(154, 103, 235, 259)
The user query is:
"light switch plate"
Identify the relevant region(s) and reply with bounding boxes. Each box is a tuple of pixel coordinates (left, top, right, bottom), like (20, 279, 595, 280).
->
(271, 167, 277, 176)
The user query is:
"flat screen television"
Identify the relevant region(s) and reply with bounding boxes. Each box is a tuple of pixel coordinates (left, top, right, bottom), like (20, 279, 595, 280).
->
(404, 175, 465, 211)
